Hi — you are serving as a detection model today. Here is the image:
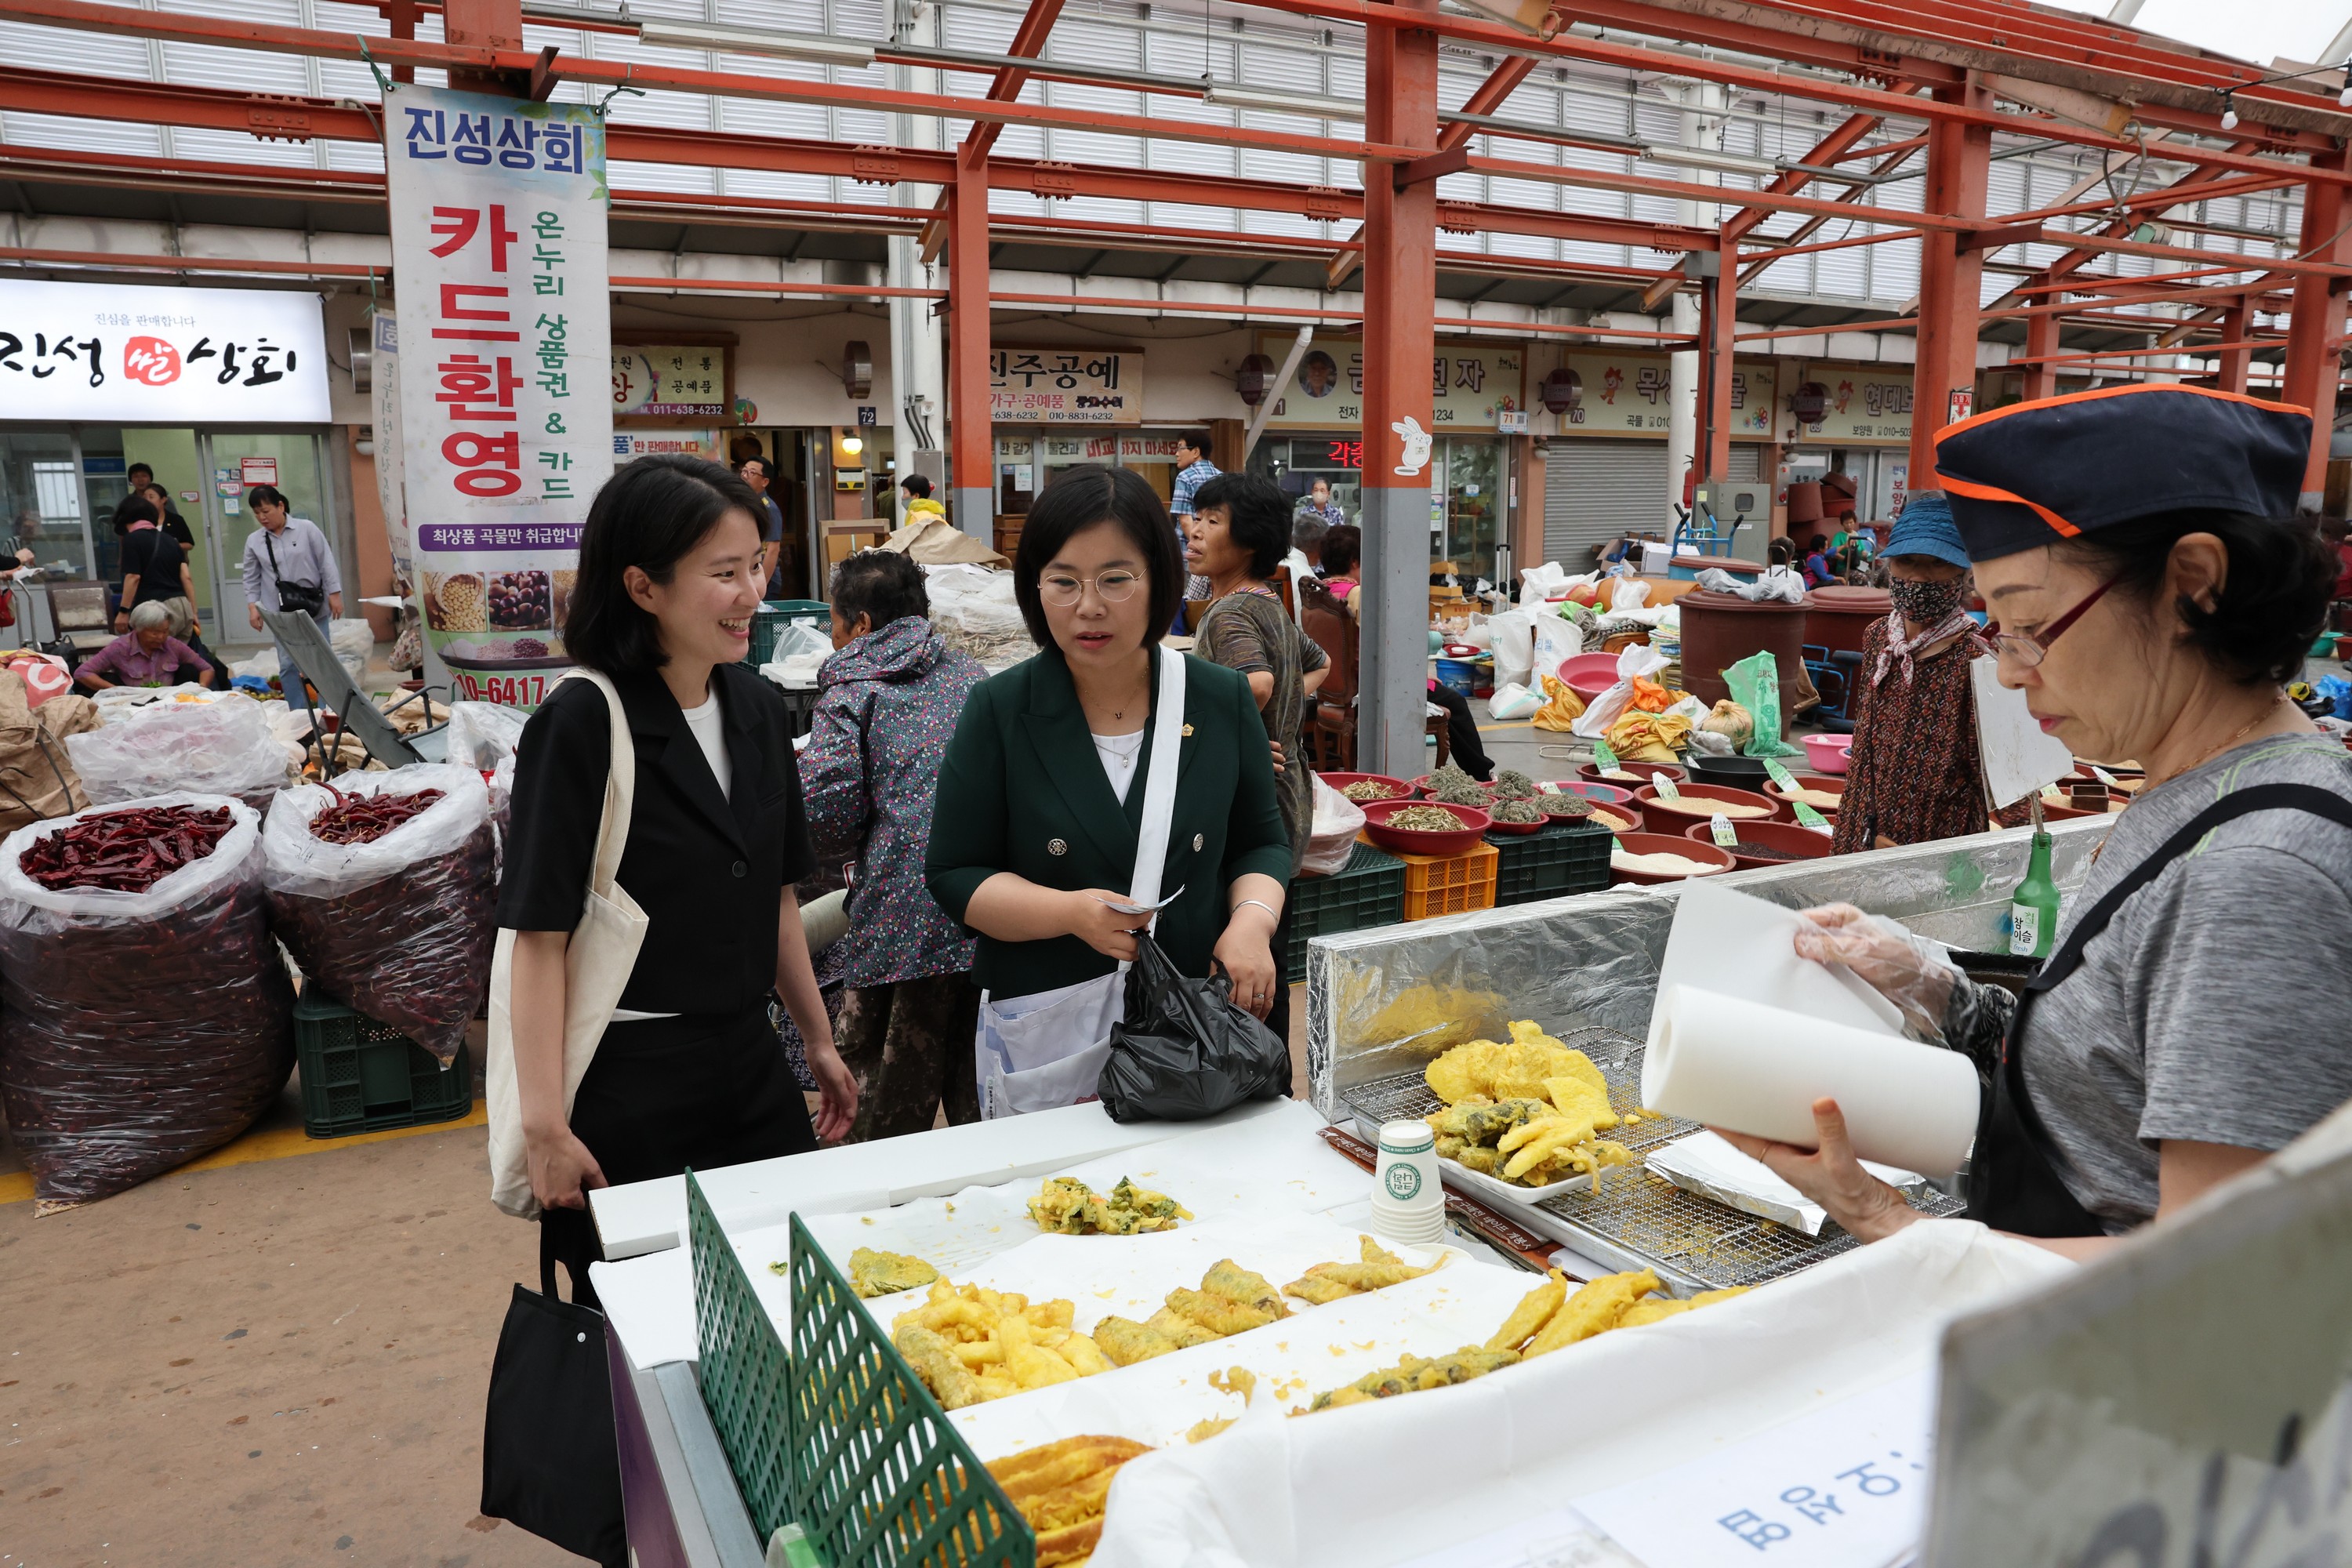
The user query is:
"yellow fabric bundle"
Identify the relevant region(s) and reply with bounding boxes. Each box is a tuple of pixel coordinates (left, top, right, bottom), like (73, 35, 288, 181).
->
(1531, 674, 1587, 732)
(1604, 710, 1693, 762)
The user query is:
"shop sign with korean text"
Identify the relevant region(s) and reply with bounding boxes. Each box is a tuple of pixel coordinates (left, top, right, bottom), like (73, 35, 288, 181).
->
(385, 82, 612, 710)
(1254, 336, 1523, 430)
(1794, 364, 1914, 446)
(1540, 350, 1779, 438)
(0, 277, 327, 423)
(989, 347, 1142, 424)
(613, 343, 731, 421)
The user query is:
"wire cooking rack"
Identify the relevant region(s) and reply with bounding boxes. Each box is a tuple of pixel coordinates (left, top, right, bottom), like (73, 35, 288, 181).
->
(1339, 1024, 1965, 1294)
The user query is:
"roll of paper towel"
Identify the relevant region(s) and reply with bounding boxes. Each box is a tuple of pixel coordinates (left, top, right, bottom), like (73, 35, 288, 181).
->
(1641, 985, 1980, 1176)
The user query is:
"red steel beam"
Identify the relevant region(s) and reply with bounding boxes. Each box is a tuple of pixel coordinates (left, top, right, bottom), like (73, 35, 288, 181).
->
(947, 154, 993, 535)
(960, 0, 1071, 169)
(2281, 148, 2350, 504)
(1723, 102, 1904, 247)
(1908, 73, 1991, 483)
(2216, 302, 2252, 394)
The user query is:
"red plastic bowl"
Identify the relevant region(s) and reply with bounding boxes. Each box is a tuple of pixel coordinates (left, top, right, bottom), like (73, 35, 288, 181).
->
(1361, 798, 1492, 856)
(1762, 773, 1848, 819)
(1610, 832, 1737, 884)
(1577, 760, 1684, 789)
(1559, 651, 1622, 701)
(1546, 779, 1634, 806)
(1319, 771, 1412, 804)
(1632, 781, 1787, 835)
(1682, 818, 1838, 871)
(1480, 800, 1548, 836)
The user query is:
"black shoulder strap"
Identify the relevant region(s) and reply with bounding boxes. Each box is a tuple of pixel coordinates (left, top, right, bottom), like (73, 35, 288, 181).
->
(2033, 782, 2352, 996)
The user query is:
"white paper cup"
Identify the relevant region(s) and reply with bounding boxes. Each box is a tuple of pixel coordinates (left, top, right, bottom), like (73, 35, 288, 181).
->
(1371, 1120, 1445, 1243)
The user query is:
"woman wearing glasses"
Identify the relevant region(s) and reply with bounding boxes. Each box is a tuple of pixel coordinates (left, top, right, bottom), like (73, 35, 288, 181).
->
(1828, 493, 2026, 852)
(1722, 386, 2352, 1250)
(927, 465, 1290, 1116)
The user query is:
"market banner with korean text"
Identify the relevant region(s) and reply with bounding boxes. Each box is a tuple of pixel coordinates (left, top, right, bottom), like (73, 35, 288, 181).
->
(0, 278, 326, 423)
(1254, 336, 1524, 430)
(1535, 350, 1779, 439)
(385, 82, 611, 709)
(613, 343, 731, 421)
(369, 307, 412, 594)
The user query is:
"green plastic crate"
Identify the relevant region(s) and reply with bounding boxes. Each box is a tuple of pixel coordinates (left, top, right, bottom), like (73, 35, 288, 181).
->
(1489, 818, 1613, 907)
(293, 990, 471, 1139)
(750, 600, 833, 665)
(1287, 839, 1406, 984)
(689, 1175, 1033, 1566)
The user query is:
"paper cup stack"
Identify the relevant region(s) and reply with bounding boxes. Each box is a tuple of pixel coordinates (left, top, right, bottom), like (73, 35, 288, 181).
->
(1371, 1120, 1446, 1245)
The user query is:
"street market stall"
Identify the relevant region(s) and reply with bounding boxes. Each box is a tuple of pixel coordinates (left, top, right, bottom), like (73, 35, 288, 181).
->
(581, 817, 2112, 1567)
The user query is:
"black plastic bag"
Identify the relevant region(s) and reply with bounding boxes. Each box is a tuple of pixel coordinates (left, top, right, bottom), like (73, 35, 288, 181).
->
(1097, 932, 1288, 1123)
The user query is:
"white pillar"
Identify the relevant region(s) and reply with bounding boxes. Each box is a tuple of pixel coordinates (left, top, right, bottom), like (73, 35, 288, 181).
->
(1664, 81, 1725, 525)
(889, 0, 950, 531)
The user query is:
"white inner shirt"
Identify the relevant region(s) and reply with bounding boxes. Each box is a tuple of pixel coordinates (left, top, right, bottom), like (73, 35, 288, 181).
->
(1092, 728, 1145, 804)
(681, 688, 731, 800)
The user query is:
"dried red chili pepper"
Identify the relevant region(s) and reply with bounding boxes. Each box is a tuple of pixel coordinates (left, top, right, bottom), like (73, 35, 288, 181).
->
(0, 802, 293, 1207)
(308, 786, 448, 846)
(17, 804, 236, 893)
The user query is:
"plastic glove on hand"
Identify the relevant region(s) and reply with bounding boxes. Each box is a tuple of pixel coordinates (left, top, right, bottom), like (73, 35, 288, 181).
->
(1791, 903, 1959, 1044)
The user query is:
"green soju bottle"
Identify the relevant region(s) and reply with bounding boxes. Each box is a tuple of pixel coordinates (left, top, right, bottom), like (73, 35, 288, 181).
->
(2009, 828, 2060, 960)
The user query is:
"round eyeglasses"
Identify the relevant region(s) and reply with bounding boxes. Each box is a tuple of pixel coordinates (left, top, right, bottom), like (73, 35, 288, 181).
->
(1039, 569, 1143, 608)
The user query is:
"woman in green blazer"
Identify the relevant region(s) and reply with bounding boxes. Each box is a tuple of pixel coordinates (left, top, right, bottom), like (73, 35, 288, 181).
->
(927, 465, 1290, 1115)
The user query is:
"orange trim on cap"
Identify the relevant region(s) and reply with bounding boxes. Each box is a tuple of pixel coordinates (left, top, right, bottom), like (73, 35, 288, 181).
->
(1936, 473, 2083, 539)
(1936, 381, 2312, 450)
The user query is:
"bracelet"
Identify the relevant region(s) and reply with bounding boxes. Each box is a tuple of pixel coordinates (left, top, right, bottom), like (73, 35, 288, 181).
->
(1233, 898, 1282, 924)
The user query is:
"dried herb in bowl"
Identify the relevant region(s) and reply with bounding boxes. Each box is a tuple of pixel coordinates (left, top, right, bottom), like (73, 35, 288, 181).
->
(1538, 790, 1595, 818)
(1340, 779, 1402, 804)
(1490, 798, 1544, 825)
(1491, 768, 1539, 800)
(1388, 804, 1473, 833)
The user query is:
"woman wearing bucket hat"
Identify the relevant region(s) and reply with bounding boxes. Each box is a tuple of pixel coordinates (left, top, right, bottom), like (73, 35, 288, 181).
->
(1724, 384, 2352, 1252)
(1828, 492, 2024, 853)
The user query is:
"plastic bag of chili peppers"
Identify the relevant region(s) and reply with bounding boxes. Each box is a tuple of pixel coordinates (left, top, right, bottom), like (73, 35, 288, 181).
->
(0, 792, 294, 1209)
(261, 764, 495, 1064)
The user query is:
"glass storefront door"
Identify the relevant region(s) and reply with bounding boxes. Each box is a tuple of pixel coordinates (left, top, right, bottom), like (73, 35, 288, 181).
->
(198, 431, 328, 637)
(0, 431, 93, 578)
(1437, 437, 1503, 588)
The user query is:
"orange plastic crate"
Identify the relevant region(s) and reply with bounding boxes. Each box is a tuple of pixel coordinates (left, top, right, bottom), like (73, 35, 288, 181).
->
(1392, 840, 1499, 920)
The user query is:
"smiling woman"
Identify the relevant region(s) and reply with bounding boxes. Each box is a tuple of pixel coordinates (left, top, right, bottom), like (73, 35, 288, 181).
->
(498, 455, 857, 1308)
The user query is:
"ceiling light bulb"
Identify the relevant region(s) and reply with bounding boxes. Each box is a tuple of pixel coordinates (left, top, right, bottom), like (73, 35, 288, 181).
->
(2339, 83, 2352, 107)
(2220, 103, 2239, 130)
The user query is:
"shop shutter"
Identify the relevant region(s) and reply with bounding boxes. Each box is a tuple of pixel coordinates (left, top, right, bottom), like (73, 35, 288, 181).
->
(1726, 444, 1761, 484)
(1542, 438, 1664, 568)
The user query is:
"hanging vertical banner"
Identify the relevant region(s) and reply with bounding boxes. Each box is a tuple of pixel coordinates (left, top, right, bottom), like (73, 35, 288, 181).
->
(369, 307, 412, 593)
(385, 82, 612, 709)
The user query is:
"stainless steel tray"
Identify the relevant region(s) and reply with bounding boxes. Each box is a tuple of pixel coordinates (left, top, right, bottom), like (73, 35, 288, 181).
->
(1340, 1025, 1965, 1295)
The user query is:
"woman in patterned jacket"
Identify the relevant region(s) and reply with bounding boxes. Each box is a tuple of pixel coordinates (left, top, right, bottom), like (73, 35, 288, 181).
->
(800, 549, 988, 1139)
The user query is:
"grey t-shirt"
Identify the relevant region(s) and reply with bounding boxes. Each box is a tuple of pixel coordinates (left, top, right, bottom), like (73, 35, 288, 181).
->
(2022, 733, 2352, 1232)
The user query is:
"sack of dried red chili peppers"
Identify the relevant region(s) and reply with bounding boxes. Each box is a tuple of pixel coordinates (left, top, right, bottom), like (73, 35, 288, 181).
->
(261, 764, 495, 1065)
(0, 792, 294, 1208)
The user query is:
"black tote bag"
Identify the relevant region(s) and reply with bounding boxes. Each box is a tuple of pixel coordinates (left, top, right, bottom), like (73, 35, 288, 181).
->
(480, 1254, 628, 1566)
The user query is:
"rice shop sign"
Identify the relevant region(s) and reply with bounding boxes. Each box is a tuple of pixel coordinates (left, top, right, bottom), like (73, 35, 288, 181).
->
(385, 83, 612, 710)
(0, 278, 327, 423)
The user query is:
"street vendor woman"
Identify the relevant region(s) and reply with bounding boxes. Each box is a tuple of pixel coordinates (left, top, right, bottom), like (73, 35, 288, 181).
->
(1722, 385, 2352, 1256)
(926, 464, 1291, 1117)
(499, 455, 858, 1303)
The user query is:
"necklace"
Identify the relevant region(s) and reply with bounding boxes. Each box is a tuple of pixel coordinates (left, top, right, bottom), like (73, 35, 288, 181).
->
(2090, 694, 2285, 862)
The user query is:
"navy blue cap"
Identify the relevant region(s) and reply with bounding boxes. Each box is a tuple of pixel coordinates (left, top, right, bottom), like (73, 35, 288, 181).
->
(1932, 384, 2310, 562)
(1882, 492, 1969, 570)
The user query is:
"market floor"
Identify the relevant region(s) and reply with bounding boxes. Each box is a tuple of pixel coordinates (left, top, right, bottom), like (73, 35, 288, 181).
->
(0, 989, 1311, 1568)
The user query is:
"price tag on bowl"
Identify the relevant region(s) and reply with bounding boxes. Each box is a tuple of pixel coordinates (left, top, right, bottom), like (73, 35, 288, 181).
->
(2092, 764, 2120, 786)
(1592, 736, 1621, 771)
(1655, 774, 1683, 801)
(1762, 757, 1800, 791)
(1709, 813, 1737, 848)
(1792, 800, 1831, 833)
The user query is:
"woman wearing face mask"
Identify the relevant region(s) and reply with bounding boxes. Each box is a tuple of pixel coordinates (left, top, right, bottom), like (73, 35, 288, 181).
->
(1829, 493, 2021, 852)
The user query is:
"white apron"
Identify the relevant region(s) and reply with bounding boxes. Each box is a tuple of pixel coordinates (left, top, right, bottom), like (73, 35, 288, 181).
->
(975, 650, 1185, 1118)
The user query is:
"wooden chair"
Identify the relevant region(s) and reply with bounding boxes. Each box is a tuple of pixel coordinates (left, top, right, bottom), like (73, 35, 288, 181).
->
(1297, 576, 1449, 772)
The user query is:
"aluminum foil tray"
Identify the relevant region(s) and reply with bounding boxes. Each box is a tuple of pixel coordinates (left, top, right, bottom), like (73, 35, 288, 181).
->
(1341, 1026, 1966, 1295)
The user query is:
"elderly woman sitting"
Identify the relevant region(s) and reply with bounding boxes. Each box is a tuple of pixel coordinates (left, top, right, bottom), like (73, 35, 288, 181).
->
(74, 601, 213, 692)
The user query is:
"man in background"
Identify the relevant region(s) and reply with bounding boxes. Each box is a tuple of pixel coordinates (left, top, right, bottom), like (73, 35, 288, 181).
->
(739, 455, 788, 597)
(1294, 476, 1345, 530)
(1169, 430, 1218, 604)
(111, 463, 191, 546)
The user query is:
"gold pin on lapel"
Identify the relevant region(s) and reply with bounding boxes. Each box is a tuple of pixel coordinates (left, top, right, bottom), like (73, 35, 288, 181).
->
(1181, 724, 1195, 737)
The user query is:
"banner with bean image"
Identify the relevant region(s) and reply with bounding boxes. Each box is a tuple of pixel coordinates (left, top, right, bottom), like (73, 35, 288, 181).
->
(384, 82, 612, 709)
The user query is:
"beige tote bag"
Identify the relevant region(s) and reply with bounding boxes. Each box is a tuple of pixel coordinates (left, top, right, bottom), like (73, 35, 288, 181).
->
(485, 670, 650, 1220)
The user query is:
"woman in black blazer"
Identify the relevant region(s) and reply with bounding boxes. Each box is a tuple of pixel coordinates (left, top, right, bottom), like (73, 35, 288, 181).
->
(499, 456, 857, 1301)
